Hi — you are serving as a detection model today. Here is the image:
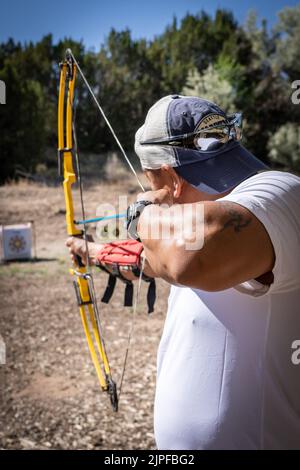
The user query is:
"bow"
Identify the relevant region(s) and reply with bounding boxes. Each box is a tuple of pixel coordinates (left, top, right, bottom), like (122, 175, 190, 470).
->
(57, 49, 144, 412)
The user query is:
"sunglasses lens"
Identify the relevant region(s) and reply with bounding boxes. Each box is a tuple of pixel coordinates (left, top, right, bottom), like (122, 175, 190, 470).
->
(194, 127, 230, 150)
(194, 136, 228, 151)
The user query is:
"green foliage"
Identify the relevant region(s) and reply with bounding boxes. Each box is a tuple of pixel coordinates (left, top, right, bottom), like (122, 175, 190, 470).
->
(0, 6, 299, 183)
(182, 57, 239, 112)
(268, 123, 300, 171)
(274, 5, 300, 81)
(183, 7, 300, 165)
(0, 52, 47, 182)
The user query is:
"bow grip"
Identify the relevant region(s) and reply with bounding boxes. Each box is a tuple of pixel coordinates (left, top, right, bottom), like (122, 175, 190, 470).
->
(73, 233, 93, 268)
(75, 253, 84, 268)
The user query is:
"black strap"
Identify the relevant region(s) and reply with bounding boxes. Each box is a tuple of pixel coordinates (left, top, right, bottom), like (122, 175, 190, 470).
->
(132, 266, 156, 314)
(98, 263, 155, 312)
(146, 279, 156, 314)
(98, 263, 134, 307)
(101, 274, 117, 304)
(124, 282, 134, 307)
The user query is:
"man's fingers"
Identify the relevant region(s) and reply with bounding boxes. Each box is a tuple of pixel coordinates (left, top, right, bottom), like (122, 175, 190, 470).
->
(137, 188, 173, 205)
(65, 236, 74, 247)
(65, 237, 82, 262)
(65, 236, 96, 267)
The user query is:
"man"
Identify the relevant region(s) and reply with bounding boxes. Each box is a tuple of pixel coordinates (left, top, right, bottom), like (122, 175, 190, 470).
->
(67, 95, 300, 449)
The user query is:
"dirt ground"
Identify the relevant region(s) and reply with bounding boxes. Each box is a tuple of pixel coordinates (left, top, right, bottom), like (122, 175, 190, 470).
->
(0, 177, 169, 449)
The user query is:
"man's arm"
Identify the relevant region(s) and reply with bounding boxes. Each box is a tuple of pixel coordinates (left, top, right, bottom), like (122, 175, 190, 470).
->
(66, 237, 156, 280)
(138, 200, 275, 291)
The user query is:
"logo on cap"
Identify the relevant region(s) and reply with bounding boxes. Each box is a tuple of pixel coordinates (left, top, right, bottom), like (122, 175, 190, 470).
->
(196, 113, 226, 131)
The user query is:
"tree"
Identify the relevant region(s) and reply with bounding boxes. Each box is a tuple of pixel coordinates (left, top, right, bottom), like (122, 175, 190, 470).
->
(182, 60, 237, 113)
(274, 5, 300, 82)
(0, 45, 46, 183)
(268, 123, 300, 172)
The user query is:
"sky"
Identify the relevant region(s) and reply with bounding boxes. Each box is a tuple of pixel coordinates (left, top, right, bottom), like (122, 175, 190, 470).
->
(1, 0, 299, 50)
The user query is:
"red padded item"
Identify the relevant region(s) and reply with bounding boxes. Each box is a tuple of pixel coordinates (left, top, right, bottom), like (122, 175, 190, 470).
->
(96, 239, 143, 267)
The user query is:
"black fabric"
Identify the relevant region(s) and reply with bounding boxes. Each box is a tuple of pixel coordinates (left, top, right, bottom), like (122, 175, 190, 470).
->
(98, 263, 156, 313)
(146, 279, 156, 314)
(132, 266, 156, 314)
(101, 274, 117, 304)
(124, 282, 134, 307)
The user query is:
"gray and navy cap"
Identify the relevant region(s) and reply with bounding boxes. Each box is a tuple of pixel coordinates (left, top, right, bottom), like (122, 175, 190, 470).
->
(135, 94, 268, 194)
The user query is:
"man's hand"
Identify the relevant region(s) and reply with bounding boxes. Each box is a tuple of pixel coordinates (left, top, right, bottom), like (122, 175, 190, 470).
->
(137, 188, 174, 206)
(66, 237, 103, 266)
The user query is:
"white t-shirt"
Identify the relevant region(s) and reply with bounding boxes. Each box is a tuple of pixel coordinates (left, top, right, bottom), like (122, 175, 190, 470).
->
(154, 171, 300, 450)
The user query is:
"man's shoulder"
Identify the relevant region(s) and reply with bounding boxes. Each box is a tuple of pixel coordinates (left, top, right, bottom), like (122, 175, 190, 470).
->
(231, 170, 300, 196)
(221, 169, 300, 295)
(243, 169, 299, 185)
(219, 168, 300, 232)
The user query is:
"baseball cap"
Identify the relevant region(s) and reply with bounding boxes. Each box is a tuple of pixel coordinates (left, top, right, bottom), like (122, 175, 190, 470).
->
(134, 95, 268, 194)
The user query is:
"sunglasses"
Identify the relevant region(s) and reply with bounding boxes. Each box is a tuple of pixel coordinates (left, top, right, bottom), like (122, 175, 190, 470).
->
(140, 113, 243, 151)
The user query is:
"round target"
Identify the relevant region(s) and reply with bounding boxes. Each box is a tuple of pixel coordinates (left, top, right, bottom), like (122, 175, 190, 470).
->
(9, 235, 26, 253)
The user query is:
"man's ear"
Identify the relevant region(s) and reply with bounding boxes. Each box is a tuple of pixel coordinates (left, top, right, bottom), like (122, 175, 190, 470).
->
(161, 165, 183, 199)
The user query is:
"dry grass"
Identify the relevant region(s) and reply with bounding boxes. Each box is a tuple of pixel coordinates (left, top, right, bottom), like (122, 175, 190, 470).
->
(0, 178, 169, 449)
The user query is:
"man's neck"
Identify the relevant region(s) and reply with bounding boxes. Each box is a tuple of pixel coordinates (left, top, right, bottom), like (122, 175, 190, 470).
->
(178, 180, 232, 203)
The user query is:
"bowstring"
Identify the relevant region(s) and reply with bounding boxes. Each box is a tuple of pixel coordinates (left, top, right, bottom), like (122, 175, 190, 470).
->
(67, 49, 145, 193)
(118, 256, 146, 401)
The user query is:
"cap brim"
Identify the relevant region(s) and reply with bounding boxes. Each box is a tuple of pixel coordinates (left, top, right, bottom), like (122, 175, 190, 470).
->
(174, 142, 269, 194)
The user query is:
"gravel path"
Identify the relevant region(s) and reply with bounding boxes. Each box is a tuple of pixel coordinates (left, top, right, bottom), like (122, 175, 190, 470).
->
(0, 181, 169, 449)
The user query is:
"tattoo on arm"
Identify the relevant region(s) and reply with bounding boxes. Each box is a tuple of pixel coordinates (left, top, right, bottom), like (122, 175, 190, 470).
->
(221, 209, 252, 233)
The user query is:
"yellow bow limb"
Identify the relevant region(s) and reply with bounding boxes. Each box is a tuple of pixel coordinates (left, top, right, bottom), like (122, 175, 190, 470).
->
(58, 52, 118, 411)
